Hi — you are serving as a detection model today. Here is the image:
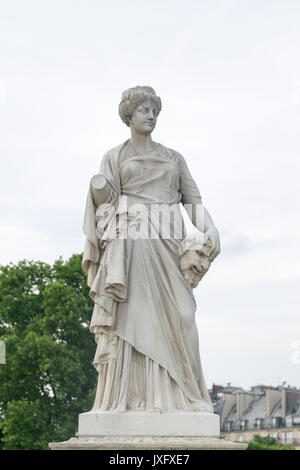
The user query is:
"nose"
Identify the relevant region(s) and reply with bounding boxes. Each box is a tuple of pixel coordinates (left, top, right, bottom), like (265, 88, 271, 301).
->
(148, 108, 154, 120)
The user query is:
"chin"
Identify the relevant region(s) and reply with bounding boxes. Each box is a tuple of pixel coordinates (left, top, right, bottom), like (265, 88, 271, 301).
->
(141, 128, 154, 135)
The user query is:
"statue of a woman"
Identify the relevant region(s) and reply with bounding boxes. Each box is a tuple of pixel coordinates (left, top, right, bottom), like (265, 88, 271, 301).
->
(82, 86, 220, 414)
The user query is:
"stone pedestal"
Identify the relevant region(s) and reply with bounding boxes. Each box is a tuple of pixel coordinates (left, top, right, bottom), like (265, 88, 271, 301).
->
(78, 411, 220, 438)
(49, 435, 247, 450)
(49, 411, 247, 450)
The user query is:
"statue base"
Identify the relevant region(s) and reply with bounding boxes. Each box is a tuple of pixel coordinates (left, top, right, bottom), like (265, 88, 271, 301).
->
(49, 435, 247, 450)
(78, 410, 220, 437)
(49, 410, 247, 450)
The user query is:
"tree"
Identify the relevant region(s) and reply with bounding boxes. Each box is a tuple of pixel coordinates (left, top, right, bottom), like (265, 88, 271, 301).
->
(0, 254, 97, 449)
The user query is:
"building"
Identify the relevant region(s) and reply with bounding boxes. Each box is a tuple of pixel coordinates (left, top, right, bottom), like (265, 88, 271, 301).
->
(209, 383, 300, 446)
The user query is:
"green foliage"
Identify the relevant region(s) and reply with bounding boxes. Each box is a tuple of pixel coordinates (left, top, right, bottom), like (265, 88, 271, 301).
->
(0, 254, 97, 449)
(247, 434, 296, 450)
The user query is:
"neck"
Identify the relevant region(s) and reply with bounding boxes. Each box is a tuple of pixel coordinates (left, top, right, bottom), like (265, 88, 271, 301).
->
(130, 128, 153, 151)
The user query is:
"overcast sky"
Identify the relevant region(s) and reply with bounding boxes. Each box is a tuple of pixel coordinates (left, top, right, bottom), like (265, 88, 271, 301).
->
(1, 0, 300, 390)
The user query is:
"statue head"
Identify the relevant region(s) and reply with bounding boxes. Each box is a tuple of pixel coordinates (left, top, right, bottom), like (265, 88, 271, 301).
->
(119, 86, 162, 134)
(178, 232, 213, 288)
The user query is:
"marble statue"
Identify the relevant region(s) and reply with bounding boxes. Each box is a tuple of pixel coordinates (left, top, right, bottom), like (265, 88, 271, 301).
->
(48, 86, 251, 449)
(82, 85, 221, 415)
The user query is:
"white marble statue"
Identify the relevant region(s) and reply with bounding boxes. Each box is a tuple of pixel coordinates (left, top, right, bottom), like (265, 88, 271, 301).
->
(82, 86, 220, 415)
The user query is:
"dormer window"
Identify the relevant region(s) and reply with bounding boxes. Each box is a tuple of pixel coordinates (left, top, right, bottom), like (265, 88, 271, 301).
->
(255, 418, 265, 429)
(272, 417, 282, 428)
(241, 420, 248, 431)
(225, 421, 233, 432)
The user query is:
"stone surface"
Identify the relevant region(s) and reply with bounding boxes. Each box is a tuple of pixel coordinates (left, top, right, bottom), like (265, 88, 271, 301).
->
(49, 410, 248, 451)
(49, 436, 247, 450)
(178, 231, 213, 288)
(78, 411, 220, 438)
(49, 86, 228, 452)
(82, 86, 221, 414)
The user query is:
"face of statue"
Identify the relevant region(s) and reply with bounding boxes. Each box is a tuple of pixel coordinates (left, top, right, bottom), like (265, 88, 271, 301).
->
(130, 100, 157, 135)
(179, 250, 211, 288)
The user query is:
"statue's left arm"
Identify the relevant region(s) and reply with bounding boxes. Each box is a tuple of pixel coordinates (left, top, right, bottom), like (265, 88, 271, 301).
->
(178, 153, 221, 262)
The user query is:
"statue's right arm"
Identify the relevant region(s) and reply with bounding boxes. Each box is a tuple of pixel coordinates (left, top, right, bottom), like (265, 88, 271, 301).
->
(90, 174, 112, 206)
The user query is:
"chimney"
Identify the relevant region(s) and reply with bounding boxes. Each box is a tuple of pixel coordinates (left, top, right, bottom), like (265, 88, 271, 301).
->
(236, 392, 254, 419)
(266, 388, 281, 416)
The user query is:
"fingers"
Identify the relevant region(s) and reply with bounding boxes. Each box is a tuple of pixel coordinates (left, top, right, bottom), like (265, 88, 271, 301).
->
(204, 232, 213, 247)
(204, 229, 221, 262)
(210, 244, 221, 262)
(207, 238, 220, 262)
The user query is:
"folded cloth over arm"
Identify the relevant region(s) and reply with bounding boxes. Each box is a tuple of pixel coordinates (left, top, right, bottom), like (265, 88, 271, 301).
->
(82, 144, 123, 288)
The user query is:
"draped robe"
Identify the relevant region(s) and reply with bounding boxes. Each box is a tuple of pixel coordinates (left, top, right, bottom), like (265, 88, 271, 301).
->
(82, 140, 212, 413)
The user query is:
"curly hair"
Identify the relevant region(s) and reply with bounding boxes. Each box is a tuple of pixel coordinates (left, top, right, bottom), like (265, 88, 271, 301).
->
(119, 86, 162, 127)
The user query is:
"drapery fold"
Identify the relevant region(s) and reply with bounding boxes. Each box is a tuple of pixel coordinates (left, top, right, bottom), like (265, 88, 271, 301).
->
(83, 140, 213, 413)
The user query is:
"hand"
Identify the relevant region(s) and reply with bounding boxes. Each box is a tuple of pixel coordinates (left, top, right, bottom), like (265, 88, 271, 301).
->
(204, 227, 221, 262)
